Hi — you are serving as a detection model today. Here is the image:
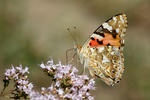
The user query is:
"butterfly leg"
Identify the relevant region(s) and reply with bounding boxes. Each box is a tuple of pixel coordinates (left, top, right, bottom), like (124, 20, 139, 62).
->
(88, 67, 96, 78)
(66, 48, 75, 65)
(68, 52, 77, 65)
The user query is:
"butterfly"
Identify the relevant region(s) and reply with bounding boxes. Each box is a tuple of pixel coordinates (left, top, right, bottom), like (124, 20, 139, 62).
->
(76, 14, 128, 86)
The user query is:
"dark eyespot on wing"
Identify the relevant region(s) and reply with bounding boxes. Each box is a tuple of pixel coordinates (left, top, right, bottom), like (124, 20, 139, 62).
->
(121, 44, 124, 46)
(113, 78, 116, 81)
(89, 42, 92, 46)
(112, 29, 118, 34)
(112, 34, 117, 39)
(107, 43, 110, 46)
(112, 70, 115, 73)
(97, 39, 103, 45)
(90, 37, 95, 40)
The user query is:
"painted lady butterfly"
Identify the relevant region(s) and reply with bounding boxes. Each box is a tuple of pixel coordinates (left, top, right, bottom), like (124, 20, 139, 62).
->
(76, 14, 128, 86)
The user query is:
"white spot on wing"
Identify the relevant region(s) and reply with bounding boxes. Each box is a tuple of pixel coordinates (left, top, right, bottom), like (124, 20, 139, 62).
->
(91, 34, 103, 40)
(116, 54, 123, 79)
(122, 40, 125, 44)
(120, 15, 124, 24)
(113, 17, 117, 23)
(116, 28, 120, 33)
(111, 51, 115, 55)
(102, 22, 112, 32)
(90, 47, 95, 53)
(102, 55, 110, 63)
(97, 47, 104, 53)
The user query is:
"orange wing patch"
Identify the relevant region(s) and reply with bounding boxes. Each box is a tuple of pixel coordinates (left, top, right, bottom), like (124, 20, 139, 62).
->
(89, 33, 120, 47)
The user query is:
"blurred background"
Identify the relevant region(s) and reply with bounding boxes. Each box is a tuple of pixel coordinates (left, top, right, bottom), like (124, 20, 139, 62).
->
(0, 0, 150, 100)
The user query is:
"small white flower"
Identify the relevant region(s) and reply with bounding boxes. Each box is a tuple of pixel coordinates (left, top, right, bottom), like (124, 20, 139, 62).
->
(41, 87, 46, 91)
(63, 93, 72, 99)
(54, 72, 63, 79)
(28, 83, 33, 90)
(5, 66, 16, 78)
(16, 66, 22, 71)
(55, 81, 60, 87)
(17, 85, 23, 90)
(4, 69, 11, 77)
(71, 67, 78, 73)
(88, 96, 94, 100)
(88, 79, 95, 90)
(73, 79, 84, 86)
(79, 75, 89, 80)
(48, 85, 54, 91)
(22, 67, 29, 74)
(40, 63, 46, 69)
(17, 79, 28, 85)
(58, 65, 70, 74)
(57, 88, 64, 95)
(47, 60, 54, 65)
(13, 73, 19, 80)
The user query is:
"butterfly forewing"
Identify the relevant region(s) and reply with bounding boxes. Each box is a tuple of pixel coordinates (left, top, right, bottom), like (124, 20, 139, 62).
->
(93, 14, 127, 49)
(77, 14, 127, 86)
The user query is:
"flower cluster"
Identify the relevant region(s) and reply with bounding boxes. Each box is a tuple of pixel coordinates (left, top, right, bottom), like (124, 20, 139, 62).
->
(3, 65, 33, 99)
(40, 60, 95, 100)
(1, 60, 95, 100)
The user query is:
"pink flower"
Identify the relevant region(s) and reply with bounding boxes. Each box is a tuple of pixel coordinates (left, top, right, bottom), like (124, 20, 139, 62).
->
(2, 59, 95, 100)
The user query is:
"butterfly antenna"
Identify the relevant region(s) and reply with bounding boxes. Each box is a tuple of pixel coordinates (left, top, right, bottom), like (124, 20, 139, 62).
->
(66, 27, 78, 65)
(66, 27, 78, 45)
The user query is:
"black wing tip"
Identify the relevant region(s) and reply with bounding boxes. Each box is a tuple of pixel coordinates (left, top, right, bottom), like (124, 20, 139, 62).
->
(114, 13, 127, 16)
